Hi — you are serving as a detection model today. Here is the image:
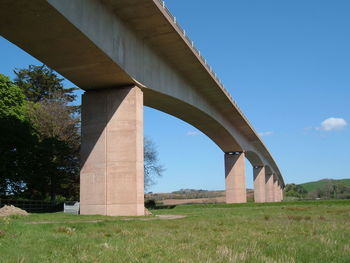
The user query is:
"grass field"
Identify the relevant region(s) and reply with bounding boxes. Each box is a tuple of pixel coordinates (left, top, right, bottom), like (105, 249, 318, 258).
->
(1, 200, 350, 263)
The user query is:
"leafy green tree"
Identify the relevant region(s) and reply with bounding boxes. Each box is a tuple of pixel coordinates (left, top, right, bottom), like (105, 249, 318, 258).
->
(25, 99, 80, 145)
(14, 65, 80, 201)
(0, 74, 25, 119)
(24, 99, 80, 201)
(14, 65, 77, 104)
(284, 183, 307, 198)
(0, 74, 37, 196)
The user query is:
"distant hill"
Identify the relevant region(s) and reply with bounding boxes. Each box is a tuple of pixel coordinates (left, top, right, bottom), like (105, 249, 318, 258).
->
(300, 179, 350, 192)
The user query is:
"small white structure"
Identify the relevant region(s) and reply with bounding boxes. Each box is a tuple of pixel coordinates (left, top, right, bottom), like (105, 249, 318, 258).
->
(64, 202, 80, 214)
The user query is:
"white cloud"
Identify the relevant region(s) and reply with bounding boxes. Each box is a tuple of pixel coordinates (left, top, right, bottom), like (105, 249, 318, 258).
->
(318, 117, 347, 131)
(258, 131, 273, 137)
(186, 131, 199, 136)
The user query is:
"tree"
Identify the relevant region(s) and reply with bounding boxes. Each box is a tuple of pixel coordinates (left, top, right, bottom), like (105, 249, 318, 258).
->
(0, 74, 37, 196)
(144, 137, 164, 190)
(310, 180, 350, 199)
(24, 101, 80, 201)
(284, 184, 307, 198)
(14, 65, 80, 201)
(25, 98, 80, 145)
(0, 74, 25, 119)
(14, 65, 77, 104)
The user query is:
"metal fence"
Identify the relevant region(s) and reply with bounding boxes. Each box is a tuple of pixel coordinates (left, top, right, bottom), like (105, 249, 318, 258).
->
(0, 199, 64, 213)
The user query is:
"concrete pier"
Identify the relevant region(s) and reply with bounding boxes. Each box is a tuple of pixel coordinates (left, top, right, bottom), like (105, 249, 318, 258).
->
(80, 86, 144, 216)
(274, 177, 280, 202)
(225, 152, 247, 203)
(253, 166, 266, 203)
(265, 173, 275, 202)
(279, 182, 284, 201)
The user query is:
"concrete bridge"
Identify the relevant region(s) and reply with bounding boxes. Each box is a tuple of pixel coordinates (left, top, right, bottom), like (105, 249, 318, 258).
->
(0, 0, 284, 216)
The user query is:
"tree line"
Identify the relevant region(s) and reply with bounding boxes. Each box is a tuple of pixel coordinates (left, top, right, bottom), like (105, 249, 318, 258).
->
(0, 65, 163, 201)
(284, 180, 350, 200)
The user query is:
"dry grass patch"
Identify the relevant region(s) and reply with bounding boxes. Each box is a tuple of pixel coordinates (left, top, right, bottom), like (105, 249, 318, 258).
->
(287, 215, 313, 221)
(264, 215, 270, 221)
(0, 229, 5, 238)
(282, 206, 310, 211)
(326, 209, 350, 214)
(56, 226, 76, 235)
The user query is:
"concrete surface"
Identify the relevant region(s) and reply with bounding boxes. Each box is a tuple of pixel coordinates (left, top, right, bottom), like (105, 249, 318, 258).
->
(265, 174, 275, 202)
(225, 153, 247, 203)
(253, 166, 266, 203)
(80, 86, 144, 216)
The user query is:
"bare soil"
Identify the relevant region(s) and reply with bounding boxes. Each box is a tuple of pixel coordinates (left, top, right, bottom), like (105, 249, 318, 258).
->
(0, 205, 29, 217)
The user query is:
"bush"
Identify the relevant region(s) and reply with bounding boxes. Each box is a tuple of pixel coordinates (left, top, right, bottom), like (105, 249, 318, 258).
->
(144, 199, 156, 209)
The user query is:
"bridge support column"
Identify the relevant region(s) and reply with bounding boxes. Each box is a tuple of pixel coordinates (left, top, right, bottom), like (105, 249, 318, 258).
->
(279, 182, 283, 201)
(253, 166, 266, 203)
(265, 173, 274, 202)
(280, 185, 284, 201)
(80, 86, 144, 216)
(278, 180, 282, 202)
(225, 152, 247, 203)
(274, 178, 280, 202)
(273, 178, 277, 202)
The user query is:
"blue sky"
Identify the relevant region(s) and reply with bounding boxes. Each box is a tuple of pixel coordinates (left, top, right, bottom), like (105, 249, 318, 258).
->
(1, 0, 349, 192)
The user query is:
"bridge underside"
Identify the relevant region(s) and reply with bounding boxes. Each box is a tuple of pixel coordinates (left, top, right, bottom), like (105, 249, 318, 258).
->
(0, 0, 284, 216)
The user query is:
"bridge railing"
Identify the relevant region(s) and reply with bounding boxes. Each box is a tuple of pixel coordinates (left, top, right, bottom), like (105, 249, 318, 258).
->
(154, 0, 257, 134)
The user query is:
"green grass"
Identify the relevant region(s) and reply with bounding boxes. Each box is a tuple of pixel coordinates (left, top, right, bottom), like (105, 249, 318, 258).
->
(1, 200, 350, 262)
(300, 179, 350, 192)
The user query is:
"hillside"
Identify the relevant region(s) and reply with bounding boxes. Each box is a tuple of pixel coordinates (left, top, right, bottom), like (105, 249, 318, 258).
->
(300, 179, 350, 192)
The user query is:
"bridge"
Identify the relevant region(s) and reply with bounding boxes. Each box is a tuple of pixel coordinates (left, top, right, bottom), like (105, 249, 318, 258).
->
(0, 0, 284, 216)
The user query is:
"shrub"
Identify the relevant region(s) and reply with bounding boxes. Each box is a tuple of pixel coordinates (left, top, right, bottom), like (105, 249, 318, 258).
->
(145, 199, 156, 209)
